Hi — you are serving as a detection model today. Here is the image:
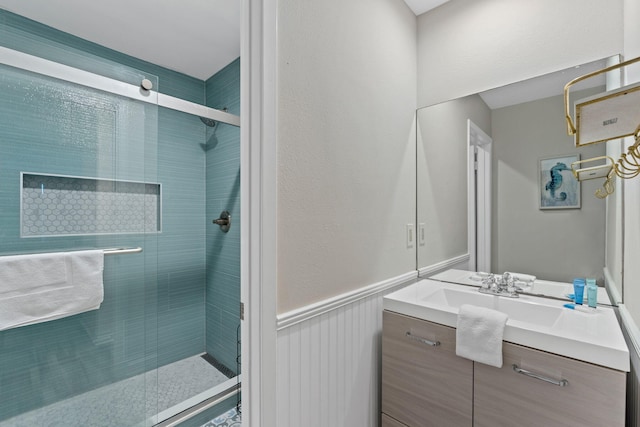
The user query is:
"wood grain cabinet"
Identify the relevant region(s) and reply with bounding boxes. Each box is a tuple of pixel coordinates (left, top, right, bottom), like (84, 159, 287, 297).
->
(474, 341, 626, 427)
(381, 311, 473, 427)
(381, 310, 626, 427)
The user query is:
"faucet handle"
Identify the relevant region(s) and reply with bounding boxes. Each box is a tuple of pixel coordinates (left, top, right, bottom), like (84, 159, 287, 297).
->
(477, 272, 520, 298)
(481, 274, 494, 289)
(501, 272, 518, 295)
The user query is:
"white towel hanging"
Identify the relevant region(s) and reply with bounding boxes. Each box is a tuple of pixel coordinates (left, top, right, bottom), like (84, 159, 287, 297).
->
(0, 250, 104, 331)
(456, 304, 508, 368)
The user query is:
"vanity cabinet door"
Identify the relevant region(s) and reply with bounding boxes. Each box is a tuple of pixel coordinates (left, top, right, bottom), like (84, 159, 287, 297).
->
(474, 341, 626, 427)
(382, 311, 473, 427)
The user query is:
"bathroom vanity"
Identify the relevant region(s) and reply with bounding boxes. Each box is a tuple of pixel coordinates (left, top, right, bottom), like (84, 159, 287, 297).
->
(381, 273, 629, 427)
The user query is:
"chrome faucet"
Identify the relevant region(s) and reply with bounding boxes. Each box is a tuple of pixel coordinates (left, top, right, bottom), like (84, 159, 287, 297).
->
(478, 272, 519, 298)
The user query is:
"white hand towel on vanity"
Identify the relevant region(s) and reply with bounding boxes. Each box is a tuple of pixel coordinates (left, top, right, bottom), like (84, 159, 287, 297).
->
(0, 250, 104, 331)
(456, 304, 508, 368)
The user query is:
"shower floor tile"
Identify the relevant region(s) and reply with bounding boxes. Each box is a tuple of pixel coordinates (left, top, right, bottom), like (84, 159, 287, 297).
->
(0, 354, 230, 427)
(201, 407, 241, 427)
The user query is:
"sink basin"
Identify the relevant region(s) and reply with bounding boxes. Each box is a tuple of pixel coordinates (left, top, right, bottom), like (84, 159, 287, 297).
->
(421, 287, 562, 328)
(494, 297, 562, 327)
(384, 278, 629, 371)
(528, 281, 572, 296)
(420, 287, 493, 309)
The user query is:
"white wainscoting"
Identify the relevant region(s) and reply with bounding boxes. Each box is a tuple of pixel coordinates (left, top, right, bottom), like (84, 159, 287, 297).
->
(275, 272, 417, 427)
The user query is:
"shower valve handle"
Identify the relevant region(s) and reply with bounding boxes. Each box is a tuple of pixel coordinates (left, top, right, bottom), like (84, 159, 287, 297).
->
(213, 211, 231, 232)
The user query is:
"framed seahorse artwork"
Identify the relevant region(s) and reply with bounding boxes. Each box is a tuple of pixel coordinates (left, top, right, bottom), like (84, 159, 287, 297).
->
(539, 154, 581, 209)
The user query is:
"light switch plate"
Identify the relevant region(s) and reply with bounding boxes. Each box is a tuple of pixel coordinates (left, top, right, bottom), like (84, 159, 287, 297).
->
(406, 224, 415, 248)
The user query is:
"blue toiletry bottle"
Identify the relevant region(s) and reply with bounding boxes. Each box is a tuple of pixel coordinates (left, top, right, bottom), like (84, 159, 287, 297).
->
(573, 278, 585, 305)
(587, 278, 597, 308)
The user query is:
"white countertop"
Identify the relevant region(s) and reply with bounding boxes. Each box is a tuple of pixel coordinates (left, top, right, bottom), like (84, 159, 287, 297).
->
(384, 277, 629, 372)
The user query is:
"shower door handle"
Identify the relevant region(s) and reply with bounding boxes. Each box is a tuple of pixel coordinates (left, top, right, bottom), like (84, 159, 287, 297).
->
(213, 211, 231, 232)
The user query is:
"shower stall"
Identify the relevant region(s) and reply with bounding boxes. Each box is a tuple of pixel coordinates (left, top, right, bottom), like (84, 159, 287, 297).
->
(0, 10, 241, 427)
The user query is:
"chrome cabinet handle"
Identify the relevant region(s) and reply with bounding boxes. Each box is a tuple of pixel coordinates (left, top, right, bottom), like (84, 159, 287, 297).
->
(512, 364, 569, 387)
(406, 331, 440, 347)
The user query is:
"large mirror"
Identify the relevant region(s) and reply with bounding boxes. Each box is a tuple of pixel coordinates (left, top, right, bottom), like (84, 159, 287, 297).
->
(417, 57, 623, 305)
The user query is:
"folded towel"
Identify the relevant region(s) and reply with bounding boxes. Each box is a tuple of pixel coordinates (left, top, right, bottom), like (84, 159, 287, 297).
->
(0, 250, 104, 331)
(456, 304, 508, 368)
(506, 272, 536, 283)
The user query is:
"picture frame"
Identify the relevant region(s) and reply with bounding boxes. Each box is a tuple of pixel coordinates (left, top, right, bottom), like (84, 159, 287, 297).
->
(539, 154, 581, 209)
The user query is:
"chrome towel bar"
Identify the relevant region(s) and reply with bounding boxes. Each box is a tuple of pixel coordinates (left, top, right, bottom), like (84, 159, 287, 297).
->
(1, 247, 143, 257)
(103, 247, 143, 255)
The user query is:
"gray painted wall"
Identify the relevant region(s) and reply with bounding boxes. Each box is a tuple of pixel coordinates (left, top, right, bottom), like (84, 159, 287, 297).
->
(491, 88, 606, 282)
(417, 0, 623, 108)
(276, 0, 417, 313)
(417, 94, 491, 269)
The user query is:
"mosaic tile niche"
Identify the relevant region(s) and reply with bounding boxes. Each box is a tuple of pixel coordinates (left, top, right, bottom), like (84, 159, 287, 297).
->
(21, 173, 161, 237)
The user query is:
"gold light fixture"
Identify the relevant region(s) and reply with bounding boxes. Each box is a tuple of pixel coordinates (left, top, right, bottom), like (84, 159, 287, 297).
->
(564, 56, 640, 198)
(570, 156, 615, 199)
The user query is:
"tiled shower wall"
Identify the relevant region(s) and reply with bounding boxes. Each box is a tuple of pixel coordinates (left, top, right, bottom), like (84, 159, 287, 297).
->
(0, 50, 165, 423)
(0, 9, 240, 421)
(205, 58, 241, 374)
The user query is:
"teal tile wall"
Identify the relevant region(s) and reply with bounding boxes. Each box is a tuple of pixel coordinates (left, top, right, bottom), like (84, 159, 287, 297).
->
(0, 63, 162, 424)
(206, 58, 241, 115)
(205, 58, 241, 374)
(156, 107, 207, 367)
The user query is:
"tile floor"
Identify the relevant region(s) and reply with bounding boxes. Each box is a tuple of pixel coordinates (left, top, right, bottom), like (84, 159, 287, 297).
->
(201, 406, 241, 427)
(0, 354, 230, 427)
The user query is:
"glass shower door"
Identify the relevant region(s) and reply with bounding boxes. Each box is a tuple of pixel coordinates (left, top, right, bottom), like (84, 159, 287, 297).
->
(0, 62, 161, 426)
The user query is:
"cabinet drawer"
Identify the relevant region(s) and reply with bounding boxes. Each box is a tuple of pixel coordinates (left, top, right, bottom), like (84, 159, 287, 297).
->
(474, 341, 626, 427)
(382, 310, 473, 427)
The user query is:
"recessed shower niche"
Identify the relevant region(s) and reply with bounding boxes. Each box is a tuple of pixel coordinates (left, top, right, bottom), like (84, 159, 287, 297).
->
(21, 173, 161, 237)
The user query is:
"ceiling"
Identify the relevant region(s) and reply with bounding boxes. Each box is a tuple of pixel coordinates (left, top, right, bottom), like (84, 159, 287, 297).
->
(479, 59, 608, 110)
(0, 0, 602, 105)
(403, 0, 450, 15)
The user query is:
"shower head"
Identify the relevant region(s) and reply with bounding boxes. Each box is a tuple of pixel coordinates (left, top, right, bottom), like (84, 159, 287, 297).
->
(200, 117, 217, 127)
(199, 107, 228, 127)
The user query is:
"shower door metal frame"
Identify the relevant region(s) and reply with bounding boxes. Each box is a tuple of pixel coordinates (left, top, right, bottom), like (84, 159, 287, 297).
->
(0, 46, 240, 128)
